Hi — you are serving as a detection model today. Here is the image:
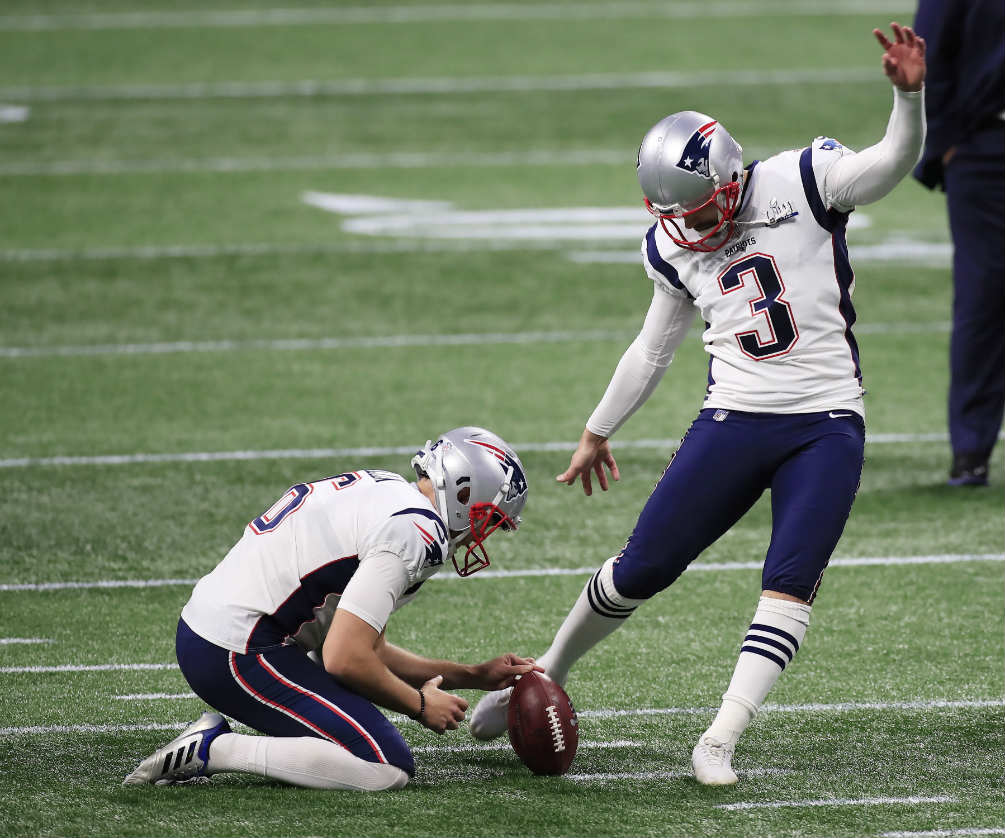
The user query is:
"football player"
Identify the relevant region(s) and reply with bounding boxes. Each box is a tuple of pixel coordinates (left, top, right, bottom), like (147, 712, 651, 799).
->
(125, 427, 536, 791)
(470, 24, 927, 786)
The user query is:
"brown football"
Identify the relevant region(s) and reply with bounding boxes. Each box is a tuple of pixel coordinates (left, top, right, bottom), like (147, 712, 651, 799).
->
(506, 672, 578, 775)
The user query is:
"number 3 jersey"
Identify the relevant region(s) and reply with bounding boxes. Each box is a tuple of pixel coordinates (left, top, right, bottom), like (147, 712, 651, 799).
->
(643, 137, 865, 417)
(181, 470, 450, 655)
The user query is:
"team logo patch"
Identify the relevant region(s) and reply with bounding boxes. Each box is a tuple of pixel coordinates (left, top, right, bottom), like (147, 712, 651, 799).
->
(819, 138, 843, 151)
(466, 439, 529, 501)
(676, 120, 717, 178)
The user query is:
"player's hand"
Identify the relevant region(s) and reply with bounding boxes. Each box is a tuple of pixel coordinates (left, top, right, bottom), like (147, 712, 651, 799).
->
(873, 22, 925, 92)
(420, 675, 468, 734)
(474, 654, 543, 692)
(556, 428, 620, 496)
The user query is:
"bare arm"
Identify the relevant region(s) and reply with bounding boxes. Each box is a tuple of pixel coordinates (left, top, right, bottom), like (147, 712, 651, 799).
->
(375, 639, 537, 691)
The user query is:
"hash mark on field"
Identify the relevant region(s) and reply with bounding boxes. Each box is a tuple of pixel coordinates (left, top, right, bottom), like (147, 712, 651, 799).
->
(715, 795, 954, 810)
(0, 2, 915, 32)
(0, 68, 878, 103)
(0, 637, 51, 644)
(114, 693, 195, 700)
(1, 554, 1002, 591)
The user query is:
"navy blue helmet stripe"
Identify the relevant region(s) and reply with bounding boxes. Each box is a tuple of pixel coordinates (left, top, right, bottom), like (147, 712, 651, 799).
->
(741, 644, 788, 670)
(743, 633, 795, 662)
(748, 622, 800, 651)
(645, 224, 686, 291)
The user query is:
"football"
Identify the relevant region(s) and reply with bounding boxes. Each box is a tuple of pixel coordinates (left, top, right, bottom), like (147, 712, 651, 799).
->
(506, 672, 579, 775)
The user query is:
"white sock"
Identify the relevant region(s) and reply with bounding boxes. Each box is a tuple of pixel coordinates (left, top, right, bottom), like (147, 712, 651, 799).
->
(208, 733, 409, 791)
(536, 557, 645, 687)
(705, 596, 811, 746)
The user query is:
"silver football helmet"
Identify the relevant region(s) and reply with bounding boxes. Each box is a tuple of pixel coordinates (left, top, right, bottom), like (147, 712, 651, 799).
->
(411, 426, 528, 577)
(637, 110, 744, 252)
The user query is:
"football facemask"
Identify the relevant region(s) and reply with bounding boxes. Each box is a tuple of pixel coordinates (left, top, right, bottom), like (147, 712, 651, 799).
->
(452, 502, 518, 577)
(644, 179, 742, 253)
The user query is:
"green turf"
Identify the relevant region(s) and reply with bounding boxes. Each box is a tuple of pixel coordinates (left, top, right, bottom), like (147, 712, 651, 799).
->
(0, 2, 1001, 837)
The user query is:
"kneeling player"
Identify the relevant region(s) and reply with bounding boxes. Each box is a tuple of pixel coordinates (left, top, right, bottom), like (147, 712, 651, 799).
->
(125, 427, 536, 791)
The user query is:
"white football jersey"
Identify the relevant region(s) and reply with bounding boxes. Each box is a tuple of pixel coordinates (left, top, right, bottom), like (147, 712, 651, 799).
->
(181, 469, 449, 654)
(642, 137, 865, 416)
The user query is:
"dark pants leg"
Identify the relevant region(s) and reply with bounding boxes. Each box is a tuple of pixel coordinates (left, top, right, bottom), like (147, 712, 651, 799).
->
(944, 126, 1005, 464)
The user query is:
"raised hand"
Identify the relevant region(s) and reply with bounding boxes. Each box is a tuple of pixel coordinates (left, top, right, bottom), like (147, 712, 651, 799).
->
(873, 22, 926, 92)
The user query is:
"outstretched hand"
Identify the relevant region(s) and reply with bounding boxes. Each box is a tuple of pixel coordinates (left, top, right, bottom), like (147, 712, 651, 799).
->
(873, 22, 926, 92)
(475, 653, 542, 692)
(556, 428, 620, 496)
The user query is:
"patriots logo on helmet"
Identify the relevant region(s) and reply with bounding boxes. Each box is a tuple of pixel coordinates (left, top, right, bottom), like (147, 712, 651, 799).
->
(466, 439, 528, 501)
(675, 120, 717, 178)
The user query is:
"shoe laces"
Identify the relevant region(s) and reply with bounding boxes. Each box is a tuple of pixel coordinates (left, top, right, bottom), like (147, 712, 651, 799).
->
(699, 736, 734, 765)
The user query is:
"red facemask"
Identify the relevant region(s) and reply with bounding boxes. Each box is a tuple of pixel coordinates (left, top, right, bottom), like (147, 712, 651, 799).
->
(645, 180, 741, 253)
(452, 503, 517, 577)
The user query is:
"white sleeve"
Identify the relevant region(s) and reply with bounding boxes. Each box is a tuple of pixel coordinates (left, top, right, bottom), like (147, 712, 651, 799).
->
(823, 87, 926, 212)
(336, 551, 410, 633)
(586, 289, 696, 438)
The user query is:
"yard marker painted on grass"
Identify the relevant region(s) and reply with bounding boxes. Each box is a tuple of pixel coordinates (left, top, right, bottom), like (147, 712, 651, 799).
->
(0, 2, 916, 32)
(0, 663, 177, 673)
(0, 149, 630, 177)
(2, 554, 1002, 591)
(715, 795, 954, 810)
(0, 320, 953, 359)
(566, 768, 792, 782)
(2, 700, 999, 736)
(882, 830, 1005, 837)
(0, 637, 51, 644)
(4, 434, 1002, 469)
(114, 693, 196, 701)
(0, 68, 879, 103)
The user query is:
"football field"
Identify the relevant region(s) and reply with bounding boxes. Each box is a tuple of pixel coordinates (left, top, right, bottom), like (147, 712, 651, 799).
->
(1, 1, 1003, 836)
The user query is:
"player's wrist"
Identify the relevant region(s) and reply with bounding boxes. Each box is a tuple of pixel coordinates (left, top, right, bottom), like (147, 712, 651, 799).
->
(409, 687, 426, 723)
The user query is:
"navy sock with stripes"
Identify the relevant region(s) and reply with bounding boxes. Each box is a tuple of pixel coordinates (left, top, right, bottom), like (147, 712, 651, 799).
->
(705, 596, 811, 746)
(535, 556, 644, 687)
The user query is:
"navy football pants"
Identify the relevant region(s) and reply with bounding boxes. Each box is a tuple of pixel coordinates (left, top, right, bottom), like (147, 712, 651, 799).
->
(612, 409, 865, 603)
(945, 124, 1005, 462)
(176, 618, 415, 776)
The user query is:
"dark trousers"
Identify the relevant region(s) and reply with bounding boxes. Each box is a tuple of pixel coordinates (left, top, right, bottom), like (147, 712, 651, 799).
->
(176, 618, 415, 776)
(611, 409, 865, 604)
(945, 124, 1005, 462)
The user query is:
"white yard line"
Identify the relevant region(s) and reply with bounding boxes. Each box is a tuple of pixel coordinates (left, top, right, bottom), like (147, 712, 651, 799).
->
(114, 693, 195, 701)
(0, 68, 878, 103)
(715, 795, 954, 811)
(882, 830, 1005, 838)
(0, 2, 914, 31)
(0, 637, 51, 645)
(567, 767, 791, 782)
(0, 150, 629, 177)
(0, 322, 954, 359)
(2, 699, 999, 736)
(0, 663, 177, 673)
(2, 434, 1002, 470)
(1, 556, 1000, 593)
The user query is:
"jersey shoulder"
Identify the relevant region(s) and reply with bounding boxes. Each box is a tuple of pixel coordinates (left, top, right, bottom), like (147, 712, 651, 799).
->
(641, 222, 696, 299)
(361, 481, 449, 578)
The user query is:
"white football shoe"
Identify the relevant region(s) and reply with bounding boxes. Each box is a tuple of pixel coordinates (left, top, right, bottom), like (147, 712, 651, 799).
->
(468, 686, 513, 740)
(691, 734, 739, 786)
(124, 711, 231, 786)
